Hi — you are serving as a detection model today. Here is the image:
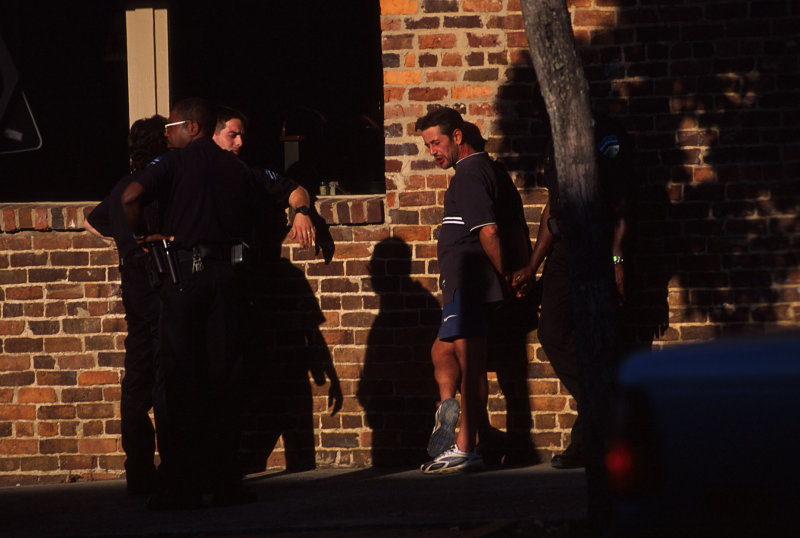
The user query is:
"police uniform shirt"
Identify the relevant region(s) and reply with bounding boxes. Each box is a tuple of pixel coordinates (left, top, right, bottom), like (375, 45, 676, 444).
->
(88, 160, 162, 260)
(437, 152, 527, 305)
(134, 138, 260, 250)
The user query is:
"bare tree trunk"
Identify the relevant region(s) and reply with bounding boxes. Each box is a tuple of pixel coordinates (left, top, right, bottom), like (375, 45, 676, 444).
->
(521, 1, 619, 533)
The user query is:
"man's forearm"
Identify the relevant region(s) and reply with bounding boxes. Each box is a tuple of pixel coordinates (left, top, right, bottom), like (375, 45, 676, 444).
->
(121, 180, 145, 236)
(528, 200, 554, 273)
(288, 186, 311, 210)
(478, 224, 504, 276)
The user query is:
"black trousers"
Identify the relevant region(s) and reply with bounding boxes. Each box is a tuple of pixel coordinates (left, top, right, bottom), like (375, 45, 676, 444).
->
(119, 259, 160, 483)
(537, 242, 584, 452)
(154, 259, 246, 496)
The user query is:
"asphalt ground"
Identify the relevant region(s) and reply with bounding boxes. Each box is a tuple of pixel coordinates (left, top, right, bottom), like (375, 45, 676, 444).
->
(1, 464, 588, 537)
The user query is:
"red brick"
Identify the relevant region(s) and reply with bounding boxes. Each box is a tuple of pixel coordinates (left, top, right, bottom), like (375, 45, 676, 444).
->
(27, 320, 60, 335)
(61, 387, 103, 403)
(78, 438, 118, 454)
(39, 439, 79, 454)
(464, 0, 502, 12)
(38, 405, 77, 420)
(10, 252, 48, 267)
(3, 338, 43, 353)
(44, 338, 82, 353)
(50, 251, 90, 266)
(77, 404, 115, 419)
(382, 34, 414, 50)
(62, 318, 101, 334)
(38, 422, 59, 436)
(68, 268, 106, 282)
(59, 455, 97, 470)
(45, 284, 84, 300)
(36, 371, 77, 386)
(0, 439, 38, 455)
(77, 371, 119, 386)
(0, 320, 25, 336)
(0, 404, 36, 420)
(5, 286, 44, 301)
(18, 388, 57, 403)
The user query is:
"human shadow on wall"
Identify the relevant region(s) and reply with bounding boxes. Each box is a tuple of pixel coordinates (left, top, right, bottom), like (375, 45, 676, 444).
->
(483, 293, 542, 466)
(239, 203, 341, 473)
(357, 238, 441, 467)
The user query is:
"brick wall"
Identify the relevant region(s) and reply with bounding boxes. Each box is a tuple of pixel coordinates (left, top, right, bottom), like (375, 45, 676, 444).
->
(2, 0, 799, 484)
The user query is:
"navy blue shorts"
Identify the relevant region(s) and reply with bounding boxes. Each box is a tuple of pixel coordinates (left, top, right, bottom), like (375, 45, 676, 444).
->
(437, 289, 490, 342)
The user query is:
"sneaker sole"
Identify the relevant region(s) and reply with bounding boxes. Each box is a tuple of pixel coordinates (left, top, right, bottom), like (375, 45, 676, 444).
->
(420, 459, 484, 474)
(427, 398, 460, 457)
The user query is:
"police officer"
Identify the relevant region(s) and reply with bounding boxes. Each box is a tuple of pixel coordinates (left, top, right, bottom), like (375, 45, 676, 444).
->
(121, 98, 315, 509)
(511, 117, 632, 469)
(85, 115, 167, 495)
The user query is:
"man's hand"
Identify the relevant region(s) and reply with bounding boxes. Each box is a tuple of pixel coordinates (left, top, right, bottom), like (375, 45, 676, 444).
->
(510, 265, 536, 298)
(290, 213, 316, 249)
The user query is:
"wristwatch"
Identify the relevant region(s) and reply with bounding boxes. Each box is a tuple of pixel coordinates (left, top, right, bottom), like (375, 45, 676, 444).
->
(296, 206, 311, 216)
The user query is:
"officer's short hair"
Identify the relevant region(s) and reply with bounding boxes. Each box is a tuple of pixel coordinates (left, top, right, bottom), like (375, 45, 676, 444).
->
(173, 98, 216, 137)
(415, 107, 464, 138)
(215, 105, 248, 134)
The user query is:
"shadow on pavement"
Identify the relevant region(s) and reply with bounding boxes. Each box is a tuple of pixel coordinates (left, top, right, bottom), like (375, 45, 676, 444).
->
(1, 464, 586, 537)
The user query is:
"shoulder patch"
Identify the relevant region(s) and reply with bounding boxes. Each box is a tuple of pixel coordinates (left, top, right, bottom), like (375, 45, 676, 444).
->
(262, 168, 279, 181)
(598, 134, 620, 158)
(146, 155, 164, 167)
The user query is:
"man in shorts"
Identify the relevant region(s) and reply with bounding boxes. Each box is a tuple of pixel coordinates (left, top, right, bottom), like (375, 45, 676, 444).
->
(416, 108, 530, 473)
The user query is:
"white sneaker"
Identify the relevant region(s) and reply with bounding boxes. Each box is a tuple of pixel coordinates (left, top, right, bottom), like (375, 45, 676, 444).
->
(420, 444, 484, 474)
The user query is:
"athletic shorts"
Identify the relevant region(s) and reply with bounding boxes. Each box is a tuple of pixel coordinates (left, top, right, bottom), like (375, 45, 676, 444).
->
(437, 289, 490, 342)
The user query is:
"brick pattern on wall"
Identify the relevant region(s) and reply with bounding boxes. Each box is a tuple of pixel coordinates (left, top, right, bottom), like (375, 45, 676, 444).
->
(2, 0, 799, 484)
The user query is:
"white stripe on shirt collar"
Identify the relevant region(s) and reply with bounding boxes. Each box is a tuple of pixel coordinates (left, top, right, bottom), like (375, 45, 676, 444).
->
(455, 152, 487, 166)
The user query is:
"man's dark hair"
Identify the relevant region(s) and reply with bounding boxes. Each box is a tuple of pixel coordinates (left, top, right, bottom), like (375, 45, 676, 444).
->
(415, 107, 464, 137)
(215, 105, 248, 133)
(128, 115, 168, 173)
(461, 121, 486, 152)
(172, 97, 216, 137)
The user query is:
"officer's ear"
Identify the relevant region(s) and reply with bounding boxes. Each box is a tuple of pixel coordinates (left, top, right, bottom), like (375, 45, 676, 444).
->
(452, 128, 463, 145)
(185, 120, 201, 136)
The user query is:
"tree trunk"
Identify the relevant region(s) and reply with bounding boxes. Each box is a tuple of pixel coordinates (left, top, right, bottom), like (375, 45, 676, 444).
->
(520, 1, 619, 533)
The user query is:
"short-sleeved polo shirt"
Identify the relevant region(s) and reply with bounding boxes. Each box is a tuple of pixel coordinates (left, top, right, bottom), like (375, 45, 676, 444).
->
(437, 152, 528, 305)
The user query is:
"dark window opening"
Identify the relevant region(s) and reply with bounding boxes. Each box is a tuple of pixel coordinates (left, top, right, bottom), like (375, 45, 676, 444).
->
(0, 1, 384, 202)
(168, 0, 385, 196)
(0, 1, 129, 202)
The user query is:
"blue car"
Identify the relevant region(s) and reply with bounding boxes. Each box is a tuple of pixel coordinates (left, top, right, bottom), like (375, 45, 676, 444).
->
(607, 331, 800, 536)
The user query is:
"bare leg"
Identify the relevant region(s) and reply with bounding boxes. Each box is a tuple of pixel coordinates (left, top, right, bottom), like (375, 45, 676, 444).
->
(431, 338, 460, 402)
(454, 335, 487, 452)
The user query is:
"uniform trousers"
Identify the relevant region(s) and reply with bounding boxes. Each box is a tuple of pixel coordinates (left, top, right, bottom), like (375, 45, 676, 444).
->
(154, 258, 246, 497)
(537, 241, 584, 453)
(119, 254, 160, 487)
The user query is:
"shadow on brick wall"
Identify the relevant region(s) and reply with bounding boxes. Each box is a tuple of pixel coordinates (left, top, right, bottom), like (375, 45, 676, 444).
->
(357, 238, 441, 467)
(238, 206, 341, 473)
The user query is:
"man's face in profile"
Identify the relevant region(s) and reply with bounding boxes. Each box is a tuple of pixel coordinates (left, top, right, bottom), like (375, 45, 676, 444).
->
(421, 125, 461, 170)
(213, 118, 245, 155)
(164, 111, 193, 149)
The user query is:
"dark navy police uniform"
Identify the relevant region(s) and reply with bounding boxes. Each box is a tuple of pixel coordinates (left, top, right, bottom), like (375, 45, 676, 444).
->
(537, 119, 632, 455)
(133, 137, 297, 501)
(87, 166, 162, 493)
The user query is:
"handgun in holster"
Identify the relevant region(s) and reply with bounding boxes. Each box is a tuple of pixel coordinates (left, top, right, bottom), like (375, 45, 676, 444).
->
(148, 239, 180, 285)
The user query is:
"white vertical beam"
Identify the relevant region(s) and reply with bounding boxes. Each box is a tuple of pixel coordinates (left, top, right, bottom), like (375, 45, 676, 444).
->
(126, 8, 170, 126)
(154, 9, 170, 118)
